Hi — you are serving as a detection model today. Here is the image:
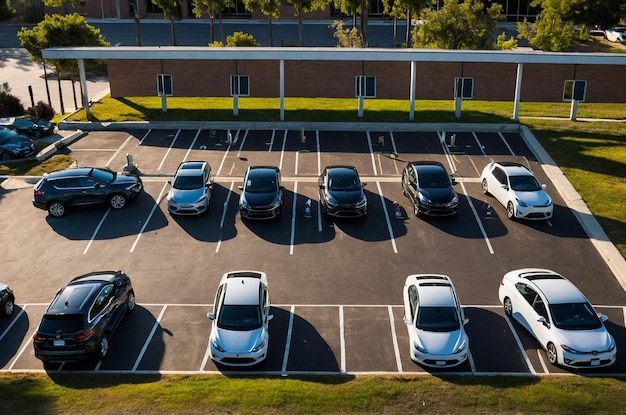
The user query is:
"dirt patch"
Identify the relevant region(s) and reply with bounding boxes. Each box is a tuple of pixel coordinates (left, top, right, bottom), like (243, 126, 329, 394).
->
(574, 36, 626, 52)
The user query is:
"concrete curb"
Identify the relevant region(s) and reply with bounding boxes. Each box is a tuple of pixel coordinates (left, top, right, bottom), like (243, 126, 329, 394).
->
(35, 130, 86, 162)
(519, 125, 626, 291)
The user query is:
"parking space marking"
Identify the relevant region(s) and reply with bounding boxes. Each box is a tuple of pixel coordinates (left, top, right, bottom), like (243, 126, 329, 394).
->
(387, 305, 403, 373)
(216, 130, 239, 176)
(132, 304, 167, 371)
(130, 182, 169, 253)
(282, 305, 296, 374)
(138, 129, 152, 145)
(216, 181, 236, 253)
(339, 305, 346, 373)
(497, 132, 516, 156)
(376, 181, 398, 254)
(471, 132, 487, 156)
(389, 132, 399, 158)
(157, 129, 181, 171)
(503, 314, 537, 375)
(106, 135, 136, 168)
(83, 208, 111, 254)
(235, 129, 250, 157)
(366, 131, 378, 176)
(0, 306, 26, 342)
(459, 181, 495, 255)
(182, 129, 202, 161)
(316, 131, 321, 175)
(290, 182, 298, 255)
(537, 349, 550, 373)
(267, 129, 276, 152)
(10, 326, 37, 371)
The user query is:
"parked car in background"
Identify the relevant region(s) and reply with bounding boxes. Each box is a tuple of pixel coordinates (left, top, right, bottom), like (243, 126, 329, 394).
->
(32, 167, 144, 218)
(402, 274, 469, 368)
(318, 165, 367, 218)
(238, 166, 283, 220)
(401, 161, 459, 217)
(33, 270, 136, 362)
(480, 161, 553, 220)
(0, 283, 15, 317)
(0, 127, 36, 161)
(207, 270, 273, 366)
(605, 26, 626, 43)
(167, 161, 212, 216)
(498, 268, 617, 368)
(0, 116, 55, 138)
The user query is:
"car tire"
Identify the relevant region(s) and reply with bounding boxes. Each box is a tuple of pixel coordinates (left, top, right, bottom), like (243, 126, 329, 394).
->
(127, 290, 136, 312)
(48, 201, 66, 218)
(1, 153, 12, 161)
(110, 193, 127, 210)
(2, 296, 14, 317)
(481, 178, 489, 195)
(506, 202, 515, 220)
(503, 297, 513, 317)
(98, 333, 109, 359)
(546, 342, 558, 365)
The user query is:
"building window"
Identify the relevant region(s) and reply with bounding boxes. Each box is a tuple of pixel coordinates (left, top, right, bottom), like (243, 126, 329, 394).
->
(454, 77, 474, 99)
(563, 80, 586, 101)
(157, 74, 173, 96)
(355, 76, 376, 98)
(230, 75, 250, 96)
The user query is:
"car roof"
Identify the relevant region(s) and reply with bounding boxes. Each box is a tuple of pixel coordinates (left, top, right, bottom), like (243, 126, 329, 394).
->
(47, 282, 101, 314)
(493, 162, 532, 176)
(221, 271, 265, 305)
(248, 166, 279, 174)
(326, 165, 358, 175)
(406, 274, 457, 307)
(178, 161, 208, 171)
(410, 161, 447, 174)
(513, 269, 587, 304)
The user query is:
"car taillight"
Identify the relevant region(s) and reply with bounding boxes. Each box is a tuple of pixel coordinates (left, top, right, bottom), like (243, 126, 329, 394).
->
(33, 333, 45, 341)
(75, 329, 95, 340)
(34, 189, 44, 196)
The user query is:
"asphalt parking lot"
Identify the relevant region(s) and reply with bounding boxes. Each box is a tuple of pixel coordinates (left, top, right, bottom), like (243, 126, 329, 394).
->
(1, 126, 625, 375)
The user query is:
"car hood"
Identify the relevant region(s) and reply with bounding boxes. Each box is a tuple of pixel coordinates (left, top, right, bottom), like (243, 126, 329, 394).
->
(421, 187, 456, 204)
(242, 191, 278, 207)
(1, 138, 33, 151)
(214, 327, 266, 353)
(513, 190, 551, 206)
(416, 328, 466, 355)
(169, 187, 206, 203)
(113, 174, 141, 186)
(327, 189, 364, 205)
(555, 327, 614, 352)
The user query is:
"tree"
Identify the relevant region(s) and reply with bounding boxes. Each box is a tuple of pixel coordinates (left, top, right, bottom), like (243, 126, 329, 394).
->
(331, 20, 363, 47)
(151, 0, 181, 46)
(411, 0, 502, 49)
(285, 0, 328, 46)
(0, 0, 16, 20)
(555, 0, 626, 31)
(226, 31, 260, 46)
(192, 0, 233, 44)
(243, 0, 281, 46)
(383, 0, 429, 47)
(333, 0, 363, 41)
(17, 13, 109, 114)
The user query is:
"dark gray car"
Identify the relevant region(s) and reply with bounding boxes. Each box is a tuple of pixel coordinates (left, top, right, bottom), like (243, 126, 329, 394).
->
(401, 161, 459, 217)
(0, 127, 36, 161)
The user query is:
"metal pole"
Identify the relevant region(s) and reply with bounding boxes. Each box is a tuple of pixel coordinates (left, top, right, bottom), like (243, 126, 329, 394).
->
(513, 62, 523, 121)
(78, 59, 90, 117)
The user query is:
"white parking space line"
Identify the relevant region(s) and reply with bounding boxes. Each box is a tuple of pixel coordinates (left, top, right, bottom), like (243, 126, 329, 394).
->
(389, 131, 398, 157)
(278, 130, 287, 170)
(130, 182, 169, 253)
(0, 306, 27, 342)
(236, 129, 249, 157)
(281, 305, 296, 374)
(267, 129, 276, 151)
(106, 135, 136, 168)
(460, 182, 495, 255)
(216, 181, 236, 253)
(200, 337, 212, 372)
(137, 129, 152, 145)
(83, 208, 111, 254)
(316, 131, 321, 176)
(497, 132, 516, 156)
(387, 306, 403, 373)
(157, 129, 181, 171)
(376, 181, 398, 254)
(182, 129, 202, 162)
(472, 132, 487, 156)
(132, 305, 168, 371)
(503, 314, 537, 375)
(537, 349, 550, 373)
(366, 131, 378, 176)
(440, 133, 458, 176)
(290, 182, 298, 255)
(216, 130, 238, 176)
(9, 327, 38, 371)
(339, 305, 346, 373)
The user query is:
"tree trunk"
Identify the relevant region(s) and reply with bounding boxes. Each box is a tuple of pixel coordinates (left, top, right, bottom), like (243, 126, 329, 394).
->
(56, 70, 65, 115)
(268, 17, 273, 47)
(210, 16, 215, 43)
(406, 9, 411, 46)
(360, 0, 368, 47)
(170, 18, 177, 46)
(298, 12, 304, 46)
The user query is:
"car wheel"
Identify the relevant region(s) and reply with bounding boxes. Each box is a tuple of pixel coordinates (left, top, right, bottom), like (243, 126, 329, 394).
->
(110, 193, 127, 209)
(402, 182, 408, 197)
(98, 334, 109, 359)
(48, 201, 66, 218)
(2, 297, 14, 317)
(413, 203, 420, 217)
(481, 178, 489, 195)
(127, 291, 136, 312)
(546, 342, 558, 365)
(503, 297, 513, 317)
(506, 202, 515, 219)
(1, 152, 11, 161)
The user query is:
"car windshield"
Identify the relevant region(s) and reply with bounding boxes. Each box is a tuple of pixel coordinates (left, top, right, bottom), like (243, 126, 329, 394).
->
(416, 307, 460, 332)
(245, 175, 277, 193)
(549, 302, 603, 330)
(328, 174, 361, 191)
(509, 175, 541, 191)
(418, 170, 450, 188)
(89, 168, 115, 183)
(217, 304, 262, 331)
(173, 174, 203, 190)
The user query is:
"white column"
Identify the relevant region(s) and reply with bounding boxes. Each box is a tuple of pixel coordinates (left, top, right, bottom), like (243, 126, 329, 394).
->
(513, 62, 523, 121)
(409, 61, 416, 121)
(280, 59, 285, 121)
(78, 58, 90, 117)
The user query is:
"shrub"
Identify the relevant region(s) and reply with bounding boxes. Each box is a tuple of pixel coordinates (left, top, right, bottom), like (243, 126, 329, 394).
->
(27, 101, 55, 119)
(226, 32, 259, 47)
(0, 0, 16, 20)
(0, 84, 26, 117)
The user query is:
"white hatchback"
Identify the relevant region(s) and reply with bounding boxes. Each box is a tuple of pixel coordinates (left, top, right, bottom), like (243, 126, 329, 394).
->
(208, 271, 273, 366)
(498, 268, 616, 369)
(402, 274, 469, 368)
(480, 161, 553, 220)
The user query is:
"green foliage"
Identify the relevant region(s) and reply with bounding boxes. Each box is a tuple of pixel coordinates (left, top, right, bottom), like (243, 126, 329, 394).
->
(411, 0, 503, 49)
(0, 0, 16, 20)
(0, 83, 26, 117)
(517, 14, 576, 51)
(151, 0, 181, 19)
(43, 0, 86, 6)
(27, 101, 55, 119)
(243, 0, 281, 18)
(226, 31, 259, 46)
(495, 32, 518, 49)
(209, 40, 224, 46)
(16, 0, 45, 23)
(331, 20, 363, 47)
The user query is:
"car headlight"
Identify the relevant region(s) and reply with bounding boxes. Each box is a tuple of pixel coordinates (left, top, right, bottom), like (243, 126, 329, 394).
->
(212, 338, 225, 352)
(516, 198, 531, 208)
(355, 194, 367, 208)
(269, 195, 281, 209)
(251, 338, 267, 353)
(560, 344, 581, 354)
(454, 340, 467, 354)
(413, 341, 427, 354)
(326, 194, 338, 207)
(196, 195, 207, 203)
(450, 194, 459, 205)
(418, 193, 432, 205)
(240, 197, 251, 210)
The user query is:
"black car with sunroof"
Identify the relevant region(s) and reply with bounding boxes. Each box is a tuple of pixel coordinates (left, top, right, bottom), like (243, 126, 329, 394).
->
(33, 271, 135, 362)
(318, 165, 368, 218)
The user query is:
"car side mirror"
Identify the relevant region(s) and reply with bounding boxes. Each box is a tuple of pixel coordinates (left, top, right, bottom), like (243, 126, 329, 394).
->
(541, 184, 547, 190)
(463, 318, 469, 325)
(599, 314, 609, 322)
(402, 316, 409, 325)
(319, 184, 325, 189)
(267, 314, 274, 322)
(450, 174, 456, 185)
(238, 186, 244, 191)
(207, 313, 215, 320)
(537, 316, 549, 328)
(167, 180, 172, 185)
(501, 184, 508, 191)
(362, 182, 367, 187)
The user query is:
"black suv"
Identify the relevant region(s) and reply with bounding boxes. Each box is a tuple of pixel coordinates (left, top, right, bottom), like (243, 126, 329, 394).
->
(401, 161, 459, 217)
(238, 166, 284, 220)
(33, 167, 143, 218)
(33, 271, 135, 362)
(0, 127, 36, 161)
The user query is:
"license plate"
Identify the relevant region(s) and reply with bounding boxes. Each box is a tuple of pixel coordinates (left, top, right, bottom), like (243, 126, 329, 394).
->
(436, 361, 446, 366)
(591, 359, 600, 366)
(53, 339, 65, 347)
